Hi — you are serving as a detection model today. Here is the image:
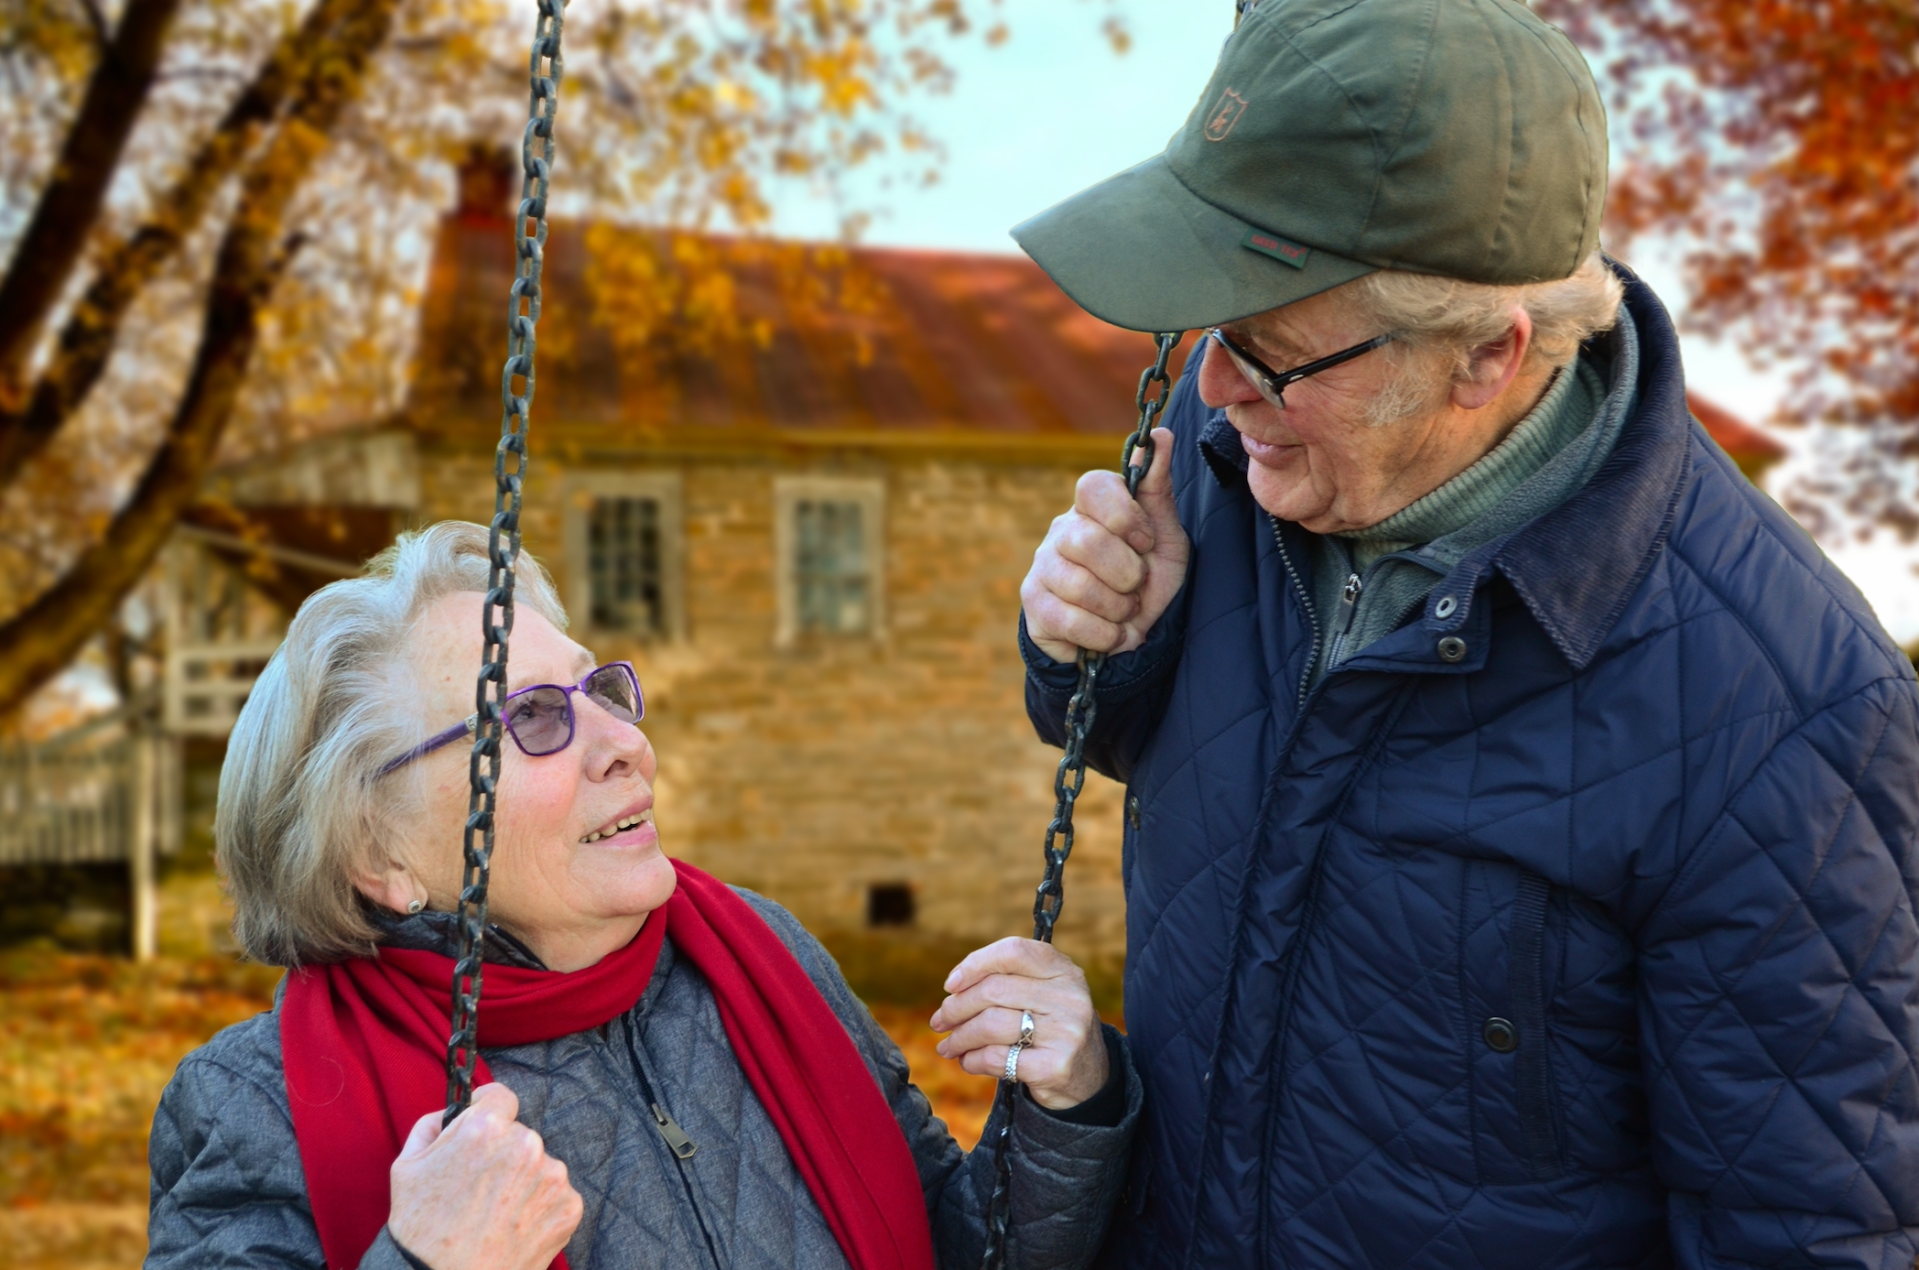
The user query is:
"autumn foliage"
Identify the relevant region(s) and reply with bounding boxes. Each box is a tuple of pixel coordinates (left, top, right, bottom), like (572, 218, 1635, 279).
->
(1537, 0, 1919, 529)
(0, 0, 1029, 710)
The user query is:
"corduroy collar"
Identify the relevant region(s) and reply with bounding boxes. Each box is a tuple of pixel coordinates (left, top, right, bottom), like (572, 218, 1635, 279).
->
(1490, 264, 1692, 670)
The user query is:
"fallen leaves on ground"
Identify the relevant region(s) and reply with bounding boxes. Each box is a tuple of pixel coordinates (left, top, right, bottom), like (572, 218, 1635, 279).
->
(0, 949, 1003, 1266)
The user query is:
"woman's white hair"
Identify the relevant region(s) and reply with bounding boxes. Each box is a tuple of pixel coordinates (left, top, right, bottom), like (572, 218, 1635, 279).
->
(215, 521, 566, 966)
(1347, 249, 1625, 425)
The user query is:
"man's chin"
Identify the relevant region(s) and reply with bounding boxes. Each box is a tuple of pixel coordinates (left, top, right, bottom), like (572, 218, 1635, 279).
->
(1247, 465, 1331, 528)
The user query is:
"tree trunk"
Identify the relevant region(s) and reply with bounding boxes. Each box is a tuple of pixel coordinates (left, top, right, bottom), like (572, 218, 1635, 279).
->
(0, 0, 369, 484)
(0, 0, 402, 707)
(0, 0, 187, 400)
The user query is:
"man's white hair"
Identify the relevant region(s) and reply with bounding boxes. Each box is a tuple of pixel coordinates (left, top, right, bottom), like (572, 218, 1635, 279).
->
(215, 521, 566, 966)
(1348, 250, 1624, 425)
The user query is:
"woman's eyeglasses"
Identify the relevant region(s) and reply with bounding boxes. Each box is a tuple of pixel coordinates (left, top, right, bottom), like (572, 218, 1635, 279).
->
(1207, 326, 1395, 411)
(377, 661, 644, 777)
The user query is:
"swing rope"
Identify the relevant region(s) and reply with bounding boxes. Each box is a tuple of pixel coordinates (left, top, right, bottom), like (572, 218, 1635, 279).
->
(976, 329, 1183, 1270)
(443, 0, 565, 1124)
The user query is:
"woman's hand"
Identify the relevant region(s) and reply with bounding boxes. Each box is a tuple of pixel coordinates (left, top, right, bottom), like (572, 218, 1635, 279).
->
(930, 937, 1109, 1110)
(387, 1082, 582, 1270)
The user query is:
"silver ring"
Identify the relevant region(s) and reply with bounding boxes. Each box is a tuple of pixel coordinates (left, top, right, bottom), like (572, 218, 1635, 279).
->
(1003, 1010, 1036, 1082)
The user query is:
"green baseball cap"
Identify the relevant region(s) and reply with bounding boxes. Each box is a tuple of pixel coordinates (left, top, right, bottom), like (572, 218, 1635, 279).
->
(1012, 0, 1608, 333)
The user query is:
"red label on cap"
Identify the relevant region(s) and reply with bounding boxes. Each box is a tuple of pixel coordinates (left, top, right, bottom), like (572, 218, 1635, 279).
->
(1241, 229, 1313, 269)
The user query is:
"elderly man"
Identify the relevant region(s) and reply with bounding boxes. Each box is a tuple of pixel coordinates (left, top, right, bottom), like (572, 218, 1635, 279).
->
(1013, 1, 1919, 1267)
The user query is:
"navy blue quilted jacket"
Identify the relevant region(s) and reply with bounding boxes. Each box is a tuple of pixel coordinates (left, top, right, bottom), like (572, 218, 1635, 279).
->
(1023, 269, 1919, 1269)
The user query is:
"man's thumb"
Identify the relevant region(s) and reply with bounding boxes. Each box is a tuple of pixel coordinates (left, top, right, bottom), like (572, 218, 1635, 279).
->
(398, 1108, 445, 1161)
(1133, 427, 1179, 521)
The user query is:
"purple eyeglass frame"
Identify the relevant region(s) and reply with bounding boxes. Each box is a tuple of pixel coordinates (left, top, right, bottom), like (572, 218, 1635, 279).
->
(376, 661, 644, 777)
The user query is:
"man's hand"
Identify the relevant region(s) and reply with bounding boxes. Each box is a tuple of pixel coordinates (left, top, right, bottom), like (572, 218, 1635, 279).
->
(930, 938, 1109, 1110)
(1020, 427, 1188, 663)
(387, 1082, 582, 1270)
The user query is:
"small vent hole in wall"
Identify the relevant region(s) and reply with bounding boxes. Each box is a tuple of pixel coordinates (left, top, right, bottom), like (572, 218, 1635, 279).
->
(867, 883, 915, 928)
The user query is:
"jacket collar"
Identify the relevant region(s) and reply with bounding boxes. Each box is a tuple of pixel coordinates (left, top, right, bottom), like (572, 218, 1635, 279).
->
(1491, 263, 1692, 670)
(371, 906, 549, 969)
(1198, 260, 1692, 673)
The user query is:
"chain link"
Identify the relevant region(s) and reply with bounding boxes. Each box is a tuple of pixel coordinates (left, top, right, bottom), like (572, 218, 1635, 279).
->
(444, 0, 566, 1125)
(977, 330, 1183, 1269)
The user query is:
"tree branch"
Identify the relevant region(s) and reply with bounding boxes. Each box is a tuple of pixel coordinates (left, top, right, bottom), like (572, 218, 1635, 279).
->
(0, 0, 369, 484)
(0, 0, 186, 401)
(0, 0, 402, 706)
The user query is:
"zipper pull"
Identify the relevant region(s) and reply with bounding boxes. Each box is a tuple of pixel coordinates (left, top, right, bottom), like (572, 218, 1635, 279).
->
(1338, 572, 1363, 634)
(651, 1102, 699, 1160)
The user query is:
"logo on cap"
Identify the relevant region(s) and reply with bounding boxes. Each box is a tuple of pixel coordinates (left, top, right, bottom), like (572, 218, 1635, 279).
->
(1242, 229, 1313, 269)
(1204, 89, 1249, 142)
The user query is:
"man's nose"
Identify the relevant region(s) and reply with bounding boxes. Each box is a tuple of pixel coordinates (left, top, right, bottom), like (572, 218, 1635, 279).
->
(1197, 336, 1260, 411)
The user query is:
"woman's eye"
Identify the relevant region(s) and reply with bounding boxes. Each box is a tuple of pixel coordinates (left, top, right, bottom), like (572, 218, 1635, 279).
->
(510, 695, 562, 725)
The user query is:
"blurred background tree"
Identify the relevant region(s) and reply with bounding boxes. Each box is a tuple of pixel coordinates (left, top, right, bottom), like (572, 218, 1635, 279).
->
(1536, 0, 1919, 537)
(0, 0, 1134, 710)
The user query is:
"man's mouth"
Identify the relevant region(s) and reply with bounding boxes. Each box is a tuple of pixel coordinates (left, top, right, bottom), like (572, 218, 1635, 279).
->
(1239, 429, 1297, 466)
(579, 807, 655, 844)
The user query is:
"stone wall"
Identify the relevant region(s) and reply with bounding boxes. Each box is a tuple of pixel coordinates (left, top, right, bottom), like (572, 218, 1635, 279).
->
(418, 439, 1130, 971)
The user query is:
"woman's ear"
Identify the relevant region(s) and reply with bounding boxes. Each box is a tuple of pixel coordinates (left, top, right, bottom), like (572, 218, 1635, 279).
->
(352, 857, 425, 915)
(1450, 307, 1536, 411)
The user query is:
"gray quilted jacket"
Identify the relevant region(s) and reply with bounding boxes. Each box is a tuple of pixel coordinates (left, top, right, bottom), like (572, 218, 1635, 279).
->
(147, 890, 1140, 1269)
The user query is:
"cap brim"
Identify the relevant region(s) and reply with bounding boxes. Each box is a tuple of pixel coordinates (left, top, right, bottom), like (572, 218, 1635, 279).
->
(1011, 155, 1377, 333)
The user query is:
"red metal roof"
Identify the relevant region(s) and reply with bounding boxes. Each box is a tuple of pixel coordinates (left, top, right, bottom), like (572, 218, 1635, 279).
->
(409, 216, 1196, 439)
(1687, 394, 1787, 469)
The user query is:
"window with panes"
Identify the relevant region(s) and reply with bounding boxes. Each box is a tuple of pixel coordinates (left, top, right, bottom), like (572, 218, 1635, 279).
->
(587, 496, 665, 637)
(793, 498, 870, 633)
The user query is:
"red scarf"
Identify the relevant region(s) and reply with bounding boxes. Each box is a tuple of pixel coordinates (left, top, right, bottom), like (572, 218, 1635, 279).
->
(280, 862, 936, 1270)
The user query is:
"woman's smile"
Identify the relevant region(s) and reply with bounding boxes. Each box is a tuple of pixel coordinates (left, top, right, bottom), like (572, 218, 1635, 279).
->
(578, 804, 658, 850)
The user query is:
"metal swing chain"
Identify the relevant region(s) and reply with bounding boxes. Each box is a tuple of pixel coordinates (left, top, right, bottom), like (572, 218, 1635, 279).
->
(977, 330, 1182, 1269)
(444, 0, 566, 1124)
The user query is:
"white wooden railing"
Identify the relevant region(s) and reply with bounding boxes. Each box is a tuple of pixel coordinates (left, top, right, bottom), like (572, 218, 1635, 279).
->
(0, 720, 180, 958)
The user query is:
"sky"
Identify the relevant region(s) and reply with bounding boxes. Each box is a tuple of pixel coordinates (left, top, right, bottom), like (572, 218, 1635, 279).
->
(769, 1, 1919, 643)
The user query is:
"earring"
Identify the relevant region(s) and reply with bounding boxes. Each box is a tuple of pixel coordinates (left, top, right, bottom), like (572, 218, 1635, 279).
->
(406, 899, 425, 915)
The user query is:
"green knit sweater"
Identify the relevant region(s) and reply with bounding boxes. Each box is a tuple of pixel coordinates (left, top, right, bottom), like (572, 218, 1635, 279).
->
(1306, 305, 1641, 684)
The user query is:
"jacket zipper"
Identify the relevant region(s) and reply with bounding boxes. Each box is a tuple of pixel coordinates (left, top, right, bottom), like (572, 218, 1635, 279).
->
(1270, 518, 1322, 712)
(1203, 519, 1412, 1267)
(621, 1017, 724, 1269)
(1326, 570, 1363, 669)
(1185, 519, 1333, 1270)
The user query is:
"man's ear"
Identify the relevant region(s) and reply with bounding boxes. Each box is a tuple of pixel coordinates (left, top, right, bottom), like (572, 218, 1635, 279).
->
(1450, 307, 1535, 411)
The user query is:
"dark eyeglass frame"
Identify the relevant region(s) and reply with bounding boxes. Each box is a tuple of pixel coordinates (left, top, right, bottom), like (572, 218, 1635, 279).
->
(1207, 326, 1395, 410)
(377, 661, 644, 777)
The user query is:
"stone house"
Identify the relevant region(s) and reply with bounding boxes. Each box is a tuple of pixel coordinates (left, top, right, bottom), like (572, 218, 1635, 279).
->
(383, 161, 1199, 968)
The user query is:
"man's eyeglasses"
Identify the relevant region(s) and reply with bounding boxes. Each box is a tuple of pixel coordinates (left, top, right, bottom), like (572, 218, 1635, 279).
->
(378, 662, 644, 777)
(1207, 326, 1395, 411)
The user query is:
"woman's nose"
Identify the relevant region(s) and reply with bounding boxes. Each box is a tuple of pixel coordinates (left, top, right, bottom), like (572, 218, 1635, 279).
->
(1197, 336, 1261, 411)
(579, 697, 650, 775)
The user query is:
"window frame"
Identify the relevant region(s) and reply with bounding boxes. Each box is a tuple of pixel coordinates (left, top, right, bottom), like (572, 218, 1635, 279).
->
(562, 470, 686, 643)
(773, 474, 886, 646)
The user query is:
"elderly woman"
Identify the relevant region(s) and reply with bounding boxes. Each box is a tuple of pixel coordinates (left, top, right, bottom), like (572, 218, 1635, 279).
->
(146, 522, 1138, 1270)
